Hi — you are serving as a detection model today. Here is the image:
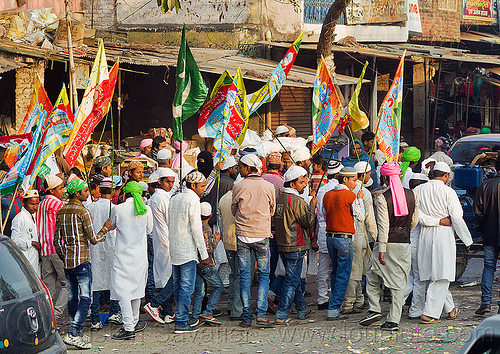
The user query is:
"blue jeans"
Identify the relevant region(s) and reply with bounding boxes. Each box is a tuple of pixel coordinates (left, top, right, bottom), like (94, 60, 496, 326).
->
(192, 265, 224, 319)
(145, 235, 155, 302)
(481, 245, 500, 306)
(226, 250, 243, 318)
(276, 251, 307, 319)
(237, 238, 270, 323)
(65, 262, 92, 337)
(150, 277, 175, 317)
(172, 261, 197, 329)
(91, 290, 120, 324)
(327, 237, 353, 317)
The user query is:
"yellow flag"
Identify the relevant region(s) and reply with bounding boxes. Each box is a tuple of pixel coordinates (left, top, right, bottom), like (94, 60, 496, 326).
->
(349, 61, 369, 132)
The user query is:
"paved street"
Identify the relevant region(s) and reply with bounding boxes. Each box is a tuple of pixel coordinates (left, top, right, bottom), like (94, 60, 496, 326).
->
(63, 258, 500, 353)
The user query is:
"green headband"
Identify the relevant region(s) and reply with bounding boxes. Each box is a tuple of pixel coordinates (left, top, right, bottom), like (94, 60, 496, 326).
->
(123, 181, 147, 216)
(67, 179, 88, 195)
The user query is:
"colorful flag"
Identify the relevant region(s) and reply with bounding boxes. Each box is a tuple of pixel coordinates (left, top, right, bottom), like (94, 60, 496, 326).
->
(17, 75, 53, 134)
(64, 39, 119, 166)
(246, 32, 304, 116)
(0, 133, 33, 168)
(311, 56, 343, 156)
(375, 51, 406, 163)
(348, 61, 370, 132)
(172, 24, 209, 142)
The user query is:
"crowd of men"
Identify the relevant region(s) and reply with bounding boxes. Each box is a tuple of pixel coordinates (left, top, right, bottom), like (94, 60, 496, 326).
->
(11, 125, 500, 350)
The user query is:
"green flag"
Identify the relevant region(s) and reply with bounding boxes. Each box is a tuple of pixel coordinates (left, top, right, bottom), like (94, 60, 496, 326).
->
(172, 24, 208, 142)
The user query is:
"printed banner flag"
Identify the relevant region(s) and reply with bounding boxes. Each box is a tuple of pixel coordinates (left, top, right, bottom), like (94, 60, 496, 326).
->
(64, 39, 118, 166)
(246, 32, 304, 117)
(375, 50, 406, 163)
(311, 56, 343, 156)
(172, 24, 209, 142)
(0, 133, 33, 168)
(17, 75, 53, 134)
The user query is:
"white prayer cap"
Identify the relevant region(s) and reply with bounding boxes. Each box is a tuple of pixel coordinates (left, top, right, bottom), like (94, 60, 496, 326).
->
(148, 170, 160, 184)
(67, 173, 79, 183)
(433, 161, 451, 174)
(365, 178, 373, 188)
(307, 135, 314, 144)
(185, 171, 206, 184)
(284, 165, 308, 183)
(45, 174, 64, 190)
(290, 146, 311, 163)
(222, 156, 237, 170)
(157, 149, 172, 160)
(327, 160, 343, 175)
(240, 154, 262, 170)
(181, 165, 195, 180)
(339, 167, 358, 177)
(354, 161, 372, 174)
(139, 181, 148, 192)
(23, 189, 39, 199)
(158, 167, 176, 179)
(410, 173, 429, 182)
(200, 202, 212, 217)
(275, 125, 289, 135)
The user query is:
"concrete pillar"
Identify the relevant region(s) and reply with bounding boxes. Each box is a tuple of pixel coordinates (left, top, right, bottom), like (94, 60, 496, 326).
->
(412, 59, 426, 154)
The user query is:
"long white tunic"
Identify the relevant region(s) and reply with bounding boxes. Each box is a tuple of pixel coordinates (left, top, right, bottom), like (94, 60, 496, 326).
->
(414, 179, 473, 282)
(316, 179, 339, 253)
(11, 208, 40, 276)
(87, 198, 116, 292)
(149, 188, 172, 288)
(110, 199, 153, 301)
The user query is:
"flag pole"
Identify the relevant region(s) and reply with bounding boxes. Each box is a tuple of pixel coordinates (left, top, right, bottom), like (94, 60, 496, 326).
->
(254, 111, 296, 165)
(346, 125, 360, 162)
(109, 107, 115, 218)
(1, 183, 20, 234)
(179, 138, 183, 192)
(313, 133, 342, 196)
(215, 124, 225, 233)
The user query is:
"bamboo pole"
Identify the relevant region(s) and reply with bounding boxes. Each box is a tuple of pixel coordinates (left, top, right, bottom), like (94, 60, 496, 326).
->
(1, 184, 20, 234)
(65, 1, 79, 112)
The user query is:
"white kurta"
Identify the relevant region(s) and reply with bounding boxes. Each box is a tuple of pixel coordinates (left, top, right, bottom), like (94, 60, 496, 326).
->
(11, 208, 40, 276)
(414, 179, 473, 282)
(110, 199, 153, 301)
(402, 167, 415, 189)
(149, 188, 172, 288)
(87, 198, 116, 292)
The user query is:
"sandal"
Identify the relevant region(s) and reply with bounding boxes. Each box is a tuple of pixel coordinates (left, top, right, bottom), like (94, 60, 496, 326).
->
(200, 315, 222, 325)
(239, 321, 251, 328)
(275, 317, 292, 325)
(448, 308, 460, 320)
(297, 309, 313, 320)
(256, 318, 275, 328)
(420, 315, 441, 324)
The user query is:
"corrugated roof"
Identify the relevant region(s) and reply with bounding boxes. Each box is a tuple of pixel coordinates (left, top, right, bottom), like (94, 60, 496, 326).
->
(0, 39, 363, 87)
(0, 55, 26, 73)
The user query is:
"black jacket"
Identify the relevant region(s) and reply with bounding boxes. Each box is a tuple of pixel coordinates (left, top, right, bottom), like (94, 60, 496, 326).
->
(201, 173, 234, 227)
(474, 176, 500, 246)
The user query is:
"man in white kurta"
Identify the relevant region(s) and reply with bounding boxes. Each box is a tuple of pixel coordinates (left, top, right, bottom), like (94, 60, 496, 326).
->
(11, 190, 41, 276)
(87, 178, 121, 330)
(413, 162, 473, 323)
(110, 181, 153, 340)
(143, 168, 176, 324)
(315, 160, 343, 310)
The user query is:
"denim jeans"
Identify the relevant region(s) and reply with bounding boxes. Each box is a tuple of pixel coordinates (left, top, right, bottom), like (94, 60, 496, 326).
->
(192, 264, 224, 319)
(226, 250, 243, 318)
(269, 236, 279, 285)
(91, 290, 120, 324)
(327, 237, 353, 317)
(145, 235, 155, 302)
(481, 245, 500, 306)
(276, 251, 307, 319)
(172, 260, 197, 329)
(150, 277, 175, 317)
(237, 238, 270, 323)
(65, 262, 92, 337)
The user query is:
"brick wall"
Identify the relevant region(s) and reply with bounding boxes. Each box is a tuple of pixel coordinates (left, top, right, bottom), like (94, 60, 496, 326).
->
(80, 0, 115, 30)
(15, 59, 46, 129)
(411, 0, 461, 42)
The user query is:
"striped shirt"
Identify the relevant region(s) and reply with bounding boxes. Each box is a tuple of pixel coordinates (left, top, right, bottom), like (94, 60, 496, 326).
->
(54, 199, 107, 269)
(37, 195, 65, 256)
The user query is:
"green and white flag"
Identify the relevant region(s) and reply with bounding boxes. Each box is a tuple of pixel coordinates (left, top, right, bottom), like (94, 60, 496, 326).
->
(172, 24, 208, 142)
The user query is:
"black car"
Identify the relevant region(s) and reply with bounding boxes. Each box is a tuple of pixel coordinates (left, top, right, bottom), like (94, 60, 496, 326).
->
(0, 235, 66, 353)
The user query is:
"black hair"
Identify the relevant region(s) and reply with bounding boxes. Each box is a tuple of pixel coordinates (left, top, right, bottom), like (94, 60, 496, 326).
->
(268, 163, 281, 170)
(361, 131, 376, 143)
(201, 215, 210, 221)
(152, 136, 166, 151)
(337, 175, 350, 184)
(241, 162, 258, 174)
(409, 179, 427, 190)
(68, 192, 76, 199)
(430, 169, 447, 179)
(311, 154, 327, 171)
(69, 167, 83, 178)
(100, 187, 112, 195)
(148, 182, 160, 189)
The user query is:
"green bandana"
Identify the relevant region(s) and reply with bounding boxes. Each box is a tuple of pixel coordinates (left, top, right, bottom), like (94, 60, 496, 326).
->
(400, 146, 421, 180)
(67, 179, 88, 195)
(123, 181, 147, 216)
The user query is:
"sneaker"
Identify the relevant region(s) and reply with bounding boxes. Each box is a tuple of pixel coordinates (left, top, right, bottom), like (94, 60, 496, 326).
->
(475, 304, 491, 316)
(108, 313, 124, 325)
(143, 303, 165, 324)
(134, 320, 147, 333)
(91, 322, 103, 331)
(380, 322, 400, 331)
(359, 311, 382, 326)
(174, 326, 200, 334)
(188, 318, 200, 327)
(63, 333, 77, 346)
(163, 315, 175, 324)
(112, 328, 135, 340)
(72, 335, 92, 349)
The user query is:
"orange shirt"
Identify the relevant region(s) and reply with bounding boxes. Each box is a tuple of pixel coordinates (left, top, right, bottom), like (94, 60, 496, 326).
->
(323, 189, 356, 234)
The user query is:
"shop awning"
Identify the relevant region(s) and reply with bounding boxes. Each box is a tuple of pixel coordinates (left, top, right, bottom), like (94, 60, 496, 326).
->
(0, 55, 25, 73)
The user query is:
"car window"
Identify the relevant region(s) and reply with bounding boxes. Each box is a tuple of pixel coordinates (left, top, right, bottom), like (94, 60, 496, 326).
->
(449, 142, 500, 164)
(0, 240, 40, 302)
